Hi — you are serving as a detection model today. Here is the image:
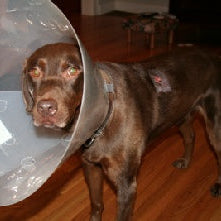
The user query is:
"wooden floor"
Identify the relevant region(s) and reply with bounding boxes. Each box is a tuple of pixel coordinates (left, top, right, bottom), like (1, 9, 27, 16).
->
(1, 13, 221, 221)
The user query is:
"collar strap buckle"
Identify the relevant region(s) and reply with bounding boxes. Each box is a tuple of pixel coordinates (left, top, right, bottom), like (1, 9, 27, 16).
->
(83, 128, 103, 149)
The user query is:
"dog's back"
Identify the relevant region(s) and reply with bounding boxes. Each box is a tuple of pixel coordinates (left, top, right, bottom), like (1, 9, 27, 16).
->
(98, 48, 220, 139)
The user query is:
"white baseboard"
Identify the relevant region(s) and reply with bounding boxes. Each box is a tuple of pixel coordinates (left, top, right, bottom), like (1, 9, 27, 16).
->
(114, 1, 169, 13)
(81, 0, 169, 15)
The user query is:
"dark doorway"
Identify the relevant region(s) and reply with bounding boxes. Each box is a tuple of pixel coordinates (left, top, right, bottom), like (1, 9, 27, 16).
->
(170, 0, 221, 23)
(52, 0, 81, 19)
(170, 0, 221, 45)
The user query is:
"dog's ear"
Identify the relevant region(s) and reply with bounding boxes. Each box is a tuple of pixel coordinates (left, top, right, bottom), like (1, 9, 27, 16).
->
(22, 59, 34, 112)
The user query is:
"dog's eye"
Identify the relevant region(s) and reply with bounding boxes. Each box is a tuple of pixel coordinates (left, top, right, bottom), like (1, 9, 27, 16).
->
(68, 67, 77, 76)
(29, 67, 42, 78)
(62, 66, 80, 79)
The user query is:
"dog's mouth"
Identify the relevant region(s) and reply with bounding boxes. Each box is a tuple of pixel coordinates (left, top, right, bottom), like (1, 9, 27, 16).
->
(34, 116, 65, 129)
(33, 104, 81, 131)
(40, 118, 59, 128)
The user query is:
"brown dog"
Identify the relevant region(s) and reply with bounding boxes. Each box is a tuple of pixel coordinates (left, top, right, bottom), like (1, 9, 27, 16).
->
(22, 43, 221, 221)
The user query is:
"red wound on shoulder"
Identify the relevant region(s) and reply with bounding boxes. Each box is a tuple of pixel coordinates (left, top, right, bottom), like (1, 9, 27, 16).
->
(154, 76, 162, 83)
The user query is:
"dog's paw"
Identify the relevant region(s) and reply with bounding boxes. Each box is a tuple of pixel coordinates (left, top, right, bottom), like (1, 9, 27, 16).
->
(211, 183, 221, 197)
(172, 158, 189, 169)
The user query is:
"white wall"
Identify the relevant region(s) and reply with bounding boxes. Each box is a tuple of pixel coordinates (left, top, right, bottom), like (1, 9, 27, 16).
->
(81, 0, 115, 15)
(99, 0, 115, 14)
(81, 0, 170, 15)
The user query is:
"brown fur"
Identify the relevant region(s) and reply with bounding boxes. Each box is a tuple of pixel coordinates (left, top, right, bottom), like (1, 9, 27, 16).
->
(22, 43, 221, 221)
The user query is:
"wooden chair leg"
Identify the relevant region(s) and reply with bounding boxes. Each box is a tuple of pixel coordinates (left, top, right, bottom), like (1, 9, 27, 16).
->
(128, 29, 132, 44)
(168, 30, 174, 45)
(145, 33, 149, 42)
(150, 33, 155, 49)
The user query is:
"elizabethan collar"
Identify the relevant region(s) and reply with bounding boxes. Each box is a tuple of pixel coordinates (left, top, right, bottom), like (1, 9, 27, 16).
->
(0, 0, 110, 206)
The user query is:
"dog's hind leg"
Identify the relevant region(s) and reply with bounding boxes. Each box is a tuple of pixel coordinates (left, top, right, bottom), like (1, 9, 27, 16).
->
(200, 91, 221, 197)
(173, 113, 195, 169)
(83, 160, 104, 221)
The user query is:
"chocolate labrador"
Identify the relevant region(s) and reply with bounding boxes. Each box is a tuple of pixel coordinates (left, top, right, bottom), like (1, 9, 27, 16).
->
(22, 43, 221, 221)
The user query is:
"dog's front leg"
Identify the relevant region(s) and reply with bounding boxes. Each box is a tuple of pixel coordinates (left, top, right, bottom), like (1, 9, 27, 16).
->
(83, 160, 104, 221)
(105, 152, 140, 221)
(116, 174, 137, 221)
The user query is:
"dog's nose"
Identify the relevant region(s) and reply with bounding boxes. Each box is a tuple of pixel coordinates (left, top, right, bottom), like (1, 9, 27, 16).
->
(37, 99, 57, 116)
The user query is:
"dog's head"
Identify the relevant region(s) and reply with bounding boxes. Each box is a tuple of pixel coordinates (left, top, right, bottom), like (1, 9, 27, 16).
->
(22, 43, 83, 130)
